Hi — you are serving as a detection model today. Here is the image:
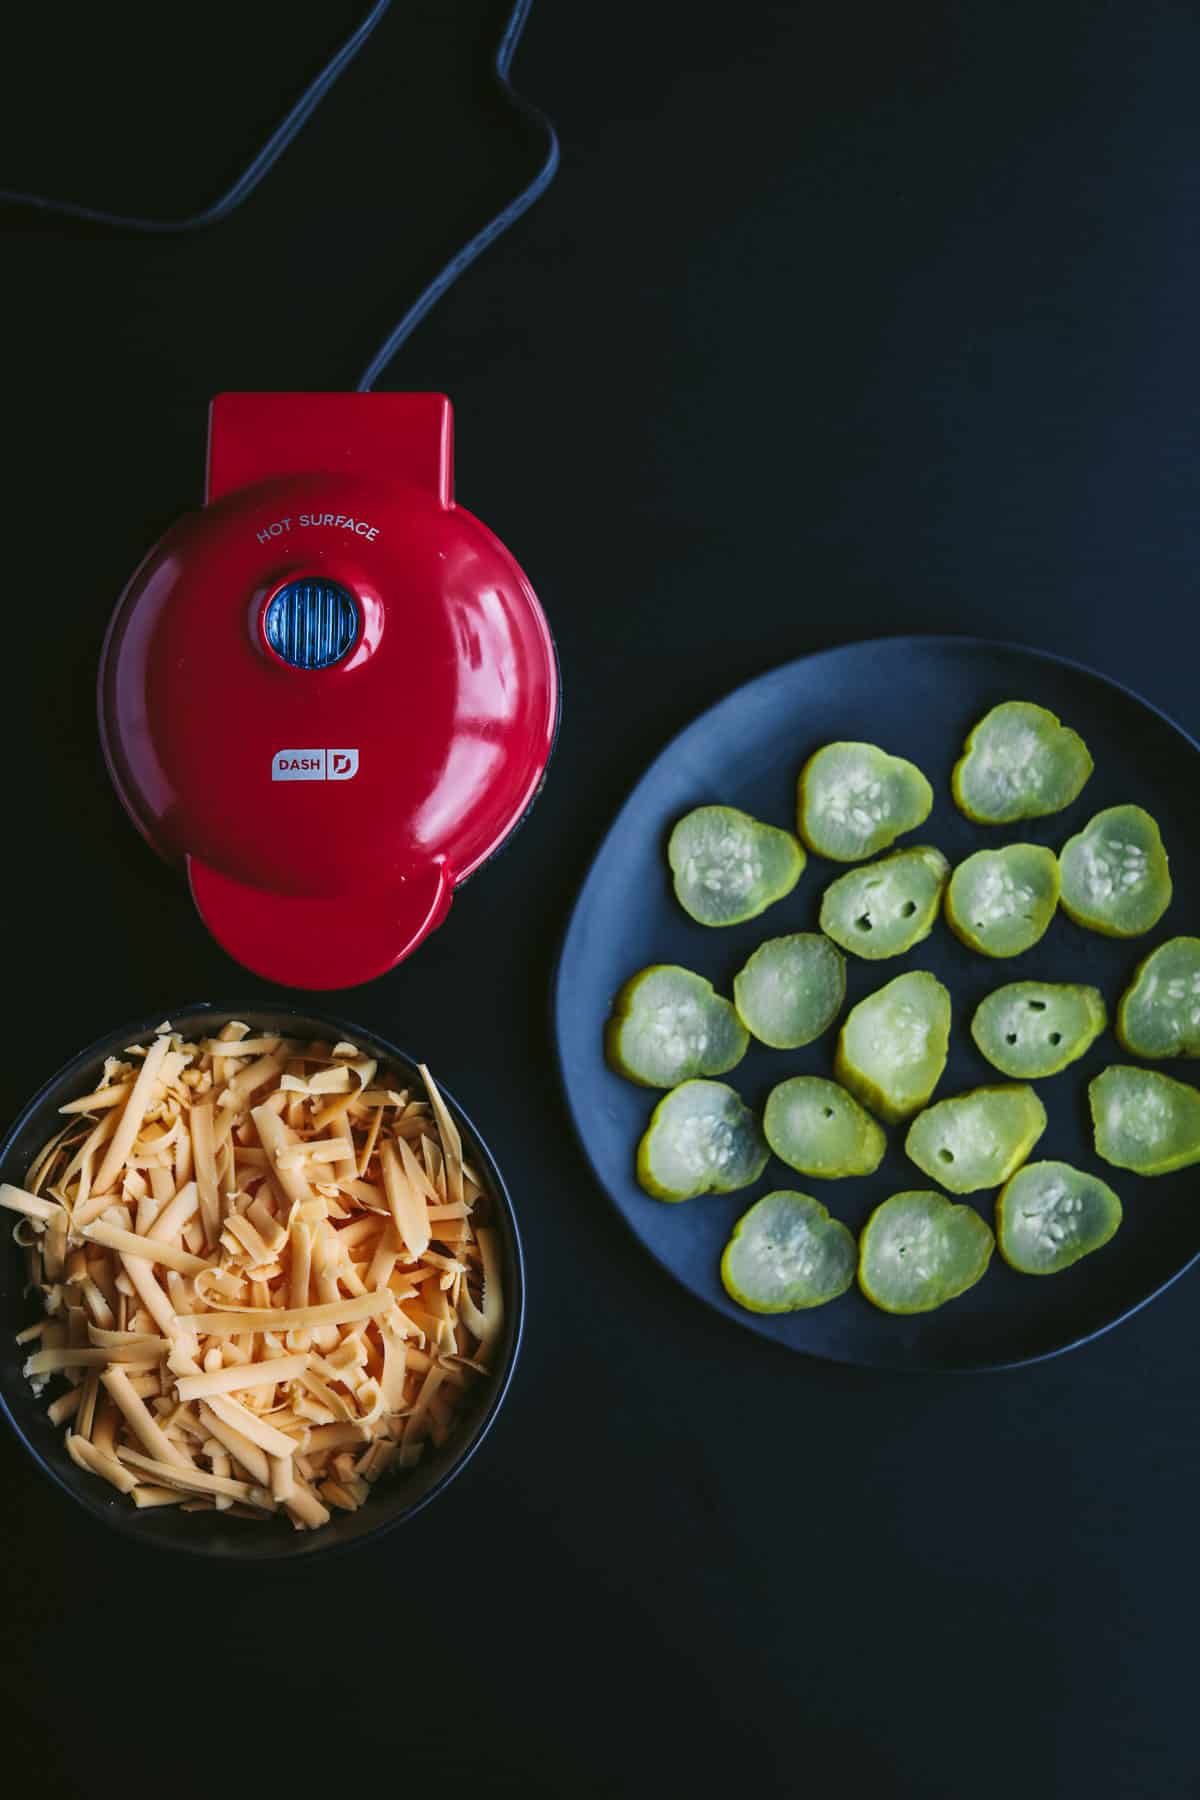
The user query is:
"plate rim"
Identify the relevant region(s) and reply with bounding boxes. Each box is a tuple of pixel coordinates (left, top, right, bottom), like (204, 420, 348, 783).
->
(551, 631, 1200, 1373)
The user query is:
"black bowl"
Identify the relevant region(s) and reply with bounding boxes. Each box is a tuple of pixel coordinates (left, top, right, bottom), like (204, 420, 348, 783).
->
(0, 1002, 524, 1559)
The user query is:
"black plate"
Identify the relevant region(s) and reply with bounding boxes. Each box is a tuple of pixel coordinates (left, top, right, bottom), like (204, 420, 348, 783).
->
(0, 1003, 524, 1557)
(554, 636, 1200, 1370)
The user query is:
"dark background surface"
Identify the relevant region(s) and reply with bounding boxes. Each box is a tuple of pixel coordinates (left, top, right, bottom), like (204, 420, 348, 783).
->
(0, 2, 1197, 1793)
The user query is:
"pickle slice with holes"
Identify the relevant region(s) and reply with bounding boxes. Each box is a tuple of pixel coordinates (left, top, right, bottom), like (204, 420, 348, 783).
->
(732, 933, 846, 1049)
(763, 1076, 887, 1179)
(1059, 805, 1172, 938)
(952, 700, 1093, 825)
(971, 980, 1107, 1080)
(819, 846, 950, 960)
(636, 1080, 768, 1202)
(797, 742, 933, 863)
(834, 970, 951, 1124)
(944, 844, 1060, 958)
(720, 1190, 857, 1313)
(1088, 1065, 1200, 1176)
(1117, 937, 1200, 1059)
(668, 805, 806, 927)
(858, 1190, 994, 1314)
(905, 1084, 1046, 1193)
(605, 965, 748, 1089)
(995, 1160, 1122, 1275)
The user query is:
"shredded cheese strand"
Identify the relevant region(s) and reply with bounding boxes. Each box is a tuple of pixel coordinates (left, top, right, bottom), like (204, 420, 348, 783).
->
(174, 1353, 309, 1401)
(93, 1036, 171, 1196)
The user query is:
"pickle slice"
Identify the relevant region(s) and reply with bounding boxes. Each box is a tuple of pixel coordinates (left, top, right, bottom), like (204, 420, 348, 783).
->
(763, 1076, 887, 1179)
(797, 742, 933, 863)
(834, 970, 951, 1124)
(995, 1160, 1122, 1275)
(720, 1190, 856, 1313)
(944, 844, 1060, 958)
(819, 846, 950, 960)
(858, 1191, 994, 1314)
(1117, 937, 1200, 1059)
(1088, 1064, 1200, 1176)
(970, 980, 1107, 1080)
(1058, 805, 1172, 938)
(637, 1080, 768, 1202)
(952, 700, 1093, 825)
(668, 805, 805, 927)
(905, 1084, 1046, 1193)
(732, 933, 845, 1050)
(605, 965, 749, 1089)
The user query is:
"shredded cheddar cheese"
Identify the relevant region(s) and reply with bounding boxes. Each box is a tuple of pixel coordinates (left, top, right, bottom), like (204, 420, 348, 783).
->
(5, 1023, 502, 1531)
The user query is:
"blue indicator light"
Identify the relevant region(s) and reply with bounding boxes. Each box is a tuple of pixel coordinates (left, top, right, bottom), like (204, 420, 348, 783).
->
(265, 580, 359, 670)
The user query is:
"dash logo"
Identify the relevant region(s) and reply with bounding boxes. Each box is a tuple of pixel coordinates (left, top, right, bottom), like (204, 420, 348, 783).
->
(272, 748, 359, 783)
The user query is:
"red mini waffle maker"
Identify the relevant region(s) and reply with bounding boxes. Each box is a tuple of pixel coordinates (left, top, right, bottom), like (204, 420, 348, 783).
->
(99, 391, 559, 989)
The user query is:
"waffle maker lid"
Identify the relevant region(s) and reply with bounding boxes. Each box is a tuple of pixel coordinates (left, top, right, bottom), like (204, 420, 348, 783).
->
(99, 392, 558, 989)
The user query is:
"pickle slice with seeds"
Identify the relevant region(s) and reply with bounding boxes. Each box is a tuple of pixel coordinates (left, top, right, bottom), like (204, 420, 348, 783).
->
(834, 970, 951, 1124)
(1088, 1065, 1200, 1176)
(732, 933, 845, 1050)
(1117, 937, 1200, 1059)
(605, 965, 748, 1089)
(668, 805, 805, 927)
(819, 846, 950, 960)
(763, 1076, 887, 1179)
(1058, 805, 1172, 938)
(995, 1160, 1121, 1275)
(944, 844, 1060, 958)
(905, 1084, 1046, 1194)
(952, 700, 1093, 825)
(858, 1190, 994, 1314)
(971, 980, 1106, 1080)
(797, 742, 933, 863)
(721, 1190, 857, 1313)
(636, 1080, 768, 1202)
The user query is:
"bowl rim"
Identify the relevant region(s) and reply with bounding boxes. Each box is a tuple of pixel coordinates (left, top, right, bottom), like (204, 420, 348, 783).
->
(0, 998, 525, 1560)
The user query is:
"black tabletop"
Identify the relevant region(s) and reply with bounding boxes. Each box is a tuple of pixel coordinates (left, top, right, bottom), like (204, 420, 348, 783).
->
(2, 3, 1197, 1794)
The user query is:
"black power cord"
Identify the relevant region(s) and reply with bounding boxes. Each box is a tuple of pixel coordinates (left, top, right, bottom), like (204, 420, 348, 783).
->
(356, 0, 558, 391)
(0, 0, 558, 392)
